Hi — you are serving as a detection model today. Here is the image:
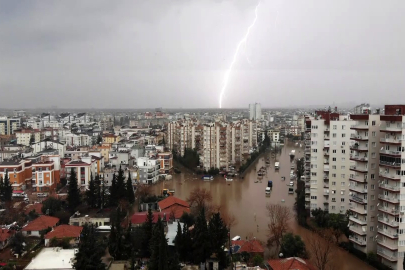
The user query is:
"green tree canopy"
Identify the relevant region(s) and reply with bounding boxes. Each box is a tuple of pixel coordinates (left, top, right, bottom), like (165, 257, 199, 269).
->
(67, 168, 81, 213)
(192, 207, 211, 264)
(280, 233, 308, 259)
(126, 172, 135, 204)
(9, 232, 26, 257)
(86, 174, 97, 208)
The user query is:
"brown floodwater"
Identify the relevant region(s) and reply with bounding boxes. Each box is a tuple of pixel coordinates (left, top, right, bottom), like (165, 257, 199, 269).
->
(152, 141, 374, 270)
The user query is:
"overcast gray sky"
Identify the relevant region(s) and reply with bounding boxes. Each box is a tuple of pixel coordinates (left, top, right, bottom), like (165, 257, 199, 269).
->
(0, 0, 404, 109)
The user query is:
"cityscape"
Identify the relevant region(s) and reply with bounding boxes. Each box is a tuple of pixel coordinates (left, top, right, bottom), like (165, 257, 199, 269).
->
(1, 1, 404, 270)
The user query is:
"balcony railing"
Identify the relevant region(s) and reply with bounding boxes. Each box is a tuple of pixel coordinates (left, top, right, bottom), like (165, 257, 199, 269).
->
(379, 183, 400, 192)
(350, 134, 369, 140)
(349, 215, 367, 225)
(379, 171, 401, 181)
(350, 155, 368, 162)
(380, 149, 401, 156)
(349, 185, 367, 193)
(381, 124, 405, 132)
(350, 195, 367, 204)
(376, 238, 398, 250)
(377, 249, 397, 262)
(349, 226, 367, 235)
(378, 206, 400, 215)
(349, 236, 366, 245)
(350, 166, 368, 173)
(381, 137, 402, 144)
(323, 151, 329, 156)
(350, 144, 368, 151)
(349, 205, 367, 215)
(378, 216, 399, 227)
(351, 124, 369, 130)
(349, 175, 367, 183)
(378, 194, 399, 203)
(377, 228, 398, 239)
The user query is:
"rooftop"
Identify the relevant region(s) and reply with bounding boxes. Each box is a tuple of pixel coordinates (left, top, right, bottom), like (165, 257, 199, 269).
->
(267, 257, 316, 270)
(158, 196, 189, 210)
(24, 248, 75, 270)
(22, 216, 59, 232)
(44, 225, 83, 240)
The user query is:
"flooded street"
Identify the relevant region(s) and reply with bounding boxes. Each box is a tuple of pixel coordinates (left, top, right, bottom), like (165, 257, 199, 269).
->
(152, 141, 374, 270)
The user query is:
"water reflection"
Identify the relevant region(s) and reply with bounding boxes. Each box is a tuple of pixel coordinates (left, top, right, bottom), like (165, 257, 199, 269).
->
(152, 141, 373, 270)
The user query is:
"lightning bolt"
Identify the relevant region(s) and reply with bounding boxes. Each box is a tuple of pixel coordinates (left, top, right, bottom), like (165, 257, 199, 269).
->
(219, 1, 260, 109)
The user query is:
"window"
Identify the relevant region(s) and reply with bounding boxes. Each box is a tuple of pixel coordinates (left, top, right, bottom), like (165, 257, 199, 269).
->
(310, 196, 317, 200)
(341, 165, 345, 169)
(333, 141, 337, 145)
(342, 125, 345, 130)
(311, 172, 317, 176)
(341, 174, 345, 179)
(370, 205, 375, 211)
(369, 184, 374, 190)
(372, 121, 376, 126)
(331, 198, 336, 202)
(341, 206, 345, 210)
(342, 142, 345, 146)
(332, 181, 336, 185)
(372, 142, 376, 147)
(372, 152, 376, 158)
(372, 131, 376, 137)
(333, 125, 337, 130)
(333, 149, 337, 153)
(370, 226, 374, 232)
(332, 157, 336, 161)
(311, 180, 317, 185)
(331, 206, 336, 210)
(332, 133, 337, 138)
(312, 149, 317, 153)
(341, 157, 345, 161)
(371, 163, 375, 169)
(342, 150, 345, 154)
(342, 134, 346, 138)
(332, 165, 336, 169)
(341, 198, 345, 202)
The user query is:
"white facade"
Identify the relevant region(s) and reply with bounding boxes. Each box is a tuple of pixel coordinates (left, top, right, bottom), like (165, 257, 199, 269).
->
(305, 114, 355, 215)
(249, 103, 261, 121)
(137, 157, 159, 184)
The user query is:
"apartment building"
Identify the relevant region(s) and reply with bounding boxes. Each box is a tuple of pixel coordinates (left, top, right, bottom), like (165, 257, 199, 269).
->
(167, 119, 199, 157)
(157, 152, 173, 174)
(249, 103, 262, 120)
(15, 129, 44, 146)
(65, 158, 96, 190)
(65, 133, 92, 147)
(32, 139, 66, 157)
(0, 159, 32, 190)
(348, 106, 381, 254)
(305, 110, 354, 215)
(375, 105, 405, 269)
(0, 117, 21, 135)
(137, 157, 159, 184)
(32, 161, 58, 192)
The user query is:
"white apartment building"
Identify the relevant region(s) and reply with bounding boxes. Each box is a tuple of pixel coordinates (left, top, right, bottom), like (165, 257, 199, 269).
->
(15, 129, 44, 146)
(249, 103, 262, 121)
(167, 119, 200, 157)
(137, 157, 159, 184)
(348, 109, 381, 255)
(65, 133, 92, 147)
(305, 110, 354, 215)
(65, 157, 97, 190)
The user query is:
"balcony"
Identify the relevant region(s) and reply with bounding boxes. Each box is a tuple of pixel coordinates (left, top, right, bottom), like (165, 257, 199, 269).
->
(349, 205, 367, 215)
(323, 165, 329, 172)
(378, 217, 399, 227)
(378, 194, 399, 204)
(351, 124, 369, 130)
(349, 165, 368, 173)
(349, 236, 366, 246)
(349, 175, 367, 183)
(323, 175, 329, 180)
(380, 123, 405, 133)
(376, 239, 398, 250)
(305, 197, 310, 202)
(305, 188, 310, 194)
(380, 137, 402, 145)
(350, 144, 368, 152)
(379, 171, 401, 181)
(379, 183, 400, 192)
(350, 134, 369, 141)
(378, 206, 399, 216)
(349, 215, 367, 225)
(349, 185, 367, 193)
(349, 226, 367, 236)
(350, 155, 368, 162)
(377, 228, 398, 239)
(380, 150, 401, 157)
(323, 151, 329, 156)
(377, 249, 397, 262)
(323, 190, 329, 196)
(350, 195, 367, 204)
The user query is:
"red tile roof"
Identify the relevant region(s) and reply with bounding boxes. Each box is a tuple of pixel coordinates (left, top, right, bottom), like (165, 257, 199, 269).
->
(162, 205, 190, 219)
(267, 257, 316, 270)
(158, 196, 189, 211)
(0, 229, 15, 242)
(232, 239, 264, 254)
(22, 216, 59, 232)
(24, 203, 44, 215)
(130, 212, 165, 225)
(44, 225, 83, 240)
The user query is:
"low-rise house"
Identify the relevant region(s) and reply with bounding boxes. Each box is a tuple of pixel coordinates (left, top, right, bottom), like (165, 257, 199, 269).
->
(24, 203, 44, 215)
(69, 209, 110, 227)
(158, 196, 190, 220)
(0, 229, 15, 249)
(44, 225, 83, 247)
(130, 212, 166, 227)
(232, 239, 264, 258)
(267, 257, 316, 270)
(24, 247, 76, 270)
(22, 216, 59, 237)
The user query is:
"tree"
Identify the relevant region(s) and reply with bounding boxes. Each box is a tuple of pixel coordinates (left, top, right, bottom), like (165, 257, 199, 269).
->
(180, 212, 195, 227)
(266, 204, 291, 253)
(252, 255, 263, 267)
(97, 134, 103, 144)
(187, 187, 213, 213)
(41, 197, 63, 216)
(327, 213, 349, 243)
(9, 232, 26, 257)
(126, 172, 135, 204)
(136, 184, 151, 205)
(109, 174, 118, 206)
(294, 159, 308, 227)
(94, 174, 102, 208)
(192, 207, 211, 264)
(306, 229, 335, 270)
(30, 133, 35, 145)
(1, 173, 12, 202)
(67, 168, 81, 213)
(86, 174, 97, 208)
(108, 208, 125, 260)
(140, 208, 154, 257)
(280, 233, 308, 259)
(116, 166, 126, 197)
(208, 212, 229, 269)
(148, 217, 169, 270)
(73, 224, 106, 270)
